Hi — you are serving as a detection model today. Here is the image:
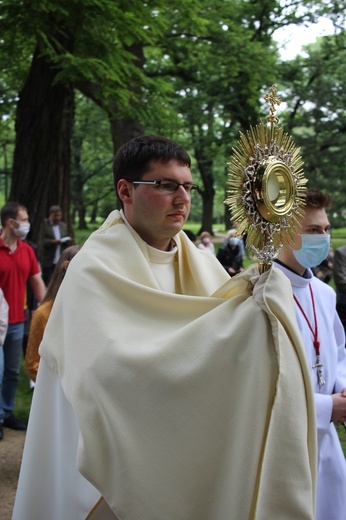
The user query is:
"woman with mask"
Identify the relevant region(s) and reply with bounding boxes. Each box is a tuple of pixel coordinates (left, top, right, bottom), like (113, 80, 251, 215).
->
(0, 202, 46, 437)
(198, 231, 215, 255)
(275, 188, 346, 520)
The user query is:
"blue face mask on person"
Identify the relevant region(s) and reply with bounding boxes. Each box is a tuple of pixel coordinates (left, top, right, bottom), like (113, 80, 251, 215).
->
(293, 234, 330, 268)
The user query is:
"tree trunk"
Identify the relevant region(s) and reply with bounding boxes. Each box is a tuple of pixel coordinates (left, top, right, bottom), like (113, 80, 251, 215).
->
(199, 184, 215, 235)
(194, 150, 215, 235)
(71, 130, 88, 230)
(10, 47, 75, 260)
(78, 206, 87, 230)
(110, 118, 144, 209)
(90, 202, 98, 224)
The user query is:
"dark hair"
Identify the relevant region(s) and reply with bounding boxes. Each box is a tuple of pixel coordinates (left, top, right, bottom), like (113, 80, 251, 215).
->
(49, 205, 62, 214)
(304, 189, 332, 210)
(42, 245, 80, 304)
(113, 135, 191, 197)
(1, 201, 27, 227)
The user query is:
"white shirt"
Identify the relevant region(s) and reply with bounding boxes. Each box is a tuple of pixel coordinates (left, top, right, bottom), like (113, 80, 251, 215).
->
(52, 223, 61, 264)
(275, 262, 346, 520)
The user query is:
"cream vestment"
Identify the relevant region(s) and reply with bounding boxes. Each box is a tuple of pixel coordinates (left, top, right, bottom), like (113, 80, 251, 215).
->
(14, 210, 317, 520)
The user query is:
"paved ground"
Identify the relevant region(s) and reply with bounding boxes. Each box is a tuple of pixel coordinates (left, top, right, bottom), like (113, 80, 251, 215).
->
(0, 428, 26, 520)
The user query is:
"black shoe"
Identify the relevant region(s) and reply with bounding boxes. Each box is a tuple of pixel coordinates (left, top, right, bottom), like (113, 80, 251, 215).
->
(3, 414, 27, 431)
(0, 426, 3, 440)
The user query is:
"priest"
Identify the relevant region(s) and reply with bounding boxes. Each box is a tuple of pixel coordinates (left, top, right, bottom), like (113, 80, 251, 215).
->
(13, 135, 316, 520)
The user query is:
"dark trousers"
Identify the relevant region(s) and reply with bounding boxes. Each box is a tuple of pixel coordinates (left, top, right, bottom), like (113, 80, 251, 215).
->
(42, 265, 55, 286)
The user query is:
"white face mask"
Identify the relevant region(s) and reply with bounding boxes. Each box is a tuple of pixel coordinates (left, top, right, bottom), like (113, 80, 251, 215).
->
(13, 221, 31, 240)
(293, 234, 330, 268)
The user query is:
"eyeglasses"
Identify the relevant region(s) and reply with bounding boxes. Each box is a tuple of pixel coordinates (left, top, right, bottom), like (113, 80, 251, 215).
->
(128, 179, 199, 194)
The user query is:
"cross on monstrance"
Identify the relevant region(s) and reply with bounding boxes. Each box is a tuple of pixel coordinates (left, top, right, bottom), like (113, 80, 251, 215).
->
(312, 356, 326, 390)
(264, 85, 281, 125)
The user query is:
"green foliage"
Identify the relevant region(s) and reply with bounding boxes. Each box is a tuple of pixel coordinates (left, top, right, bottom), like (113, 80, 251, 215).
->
(1, 0, 345, 232)
(332, 228, 346, 239)
(278, 31, 346, 223)
(142, 0, 283, 231)
(71, 95, 115, 225)
(73, 223, 101, 246)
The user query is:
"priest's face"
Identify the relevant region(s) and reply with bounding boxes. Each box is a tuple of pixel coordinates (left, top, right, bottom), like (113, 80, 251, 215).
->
(118, 160, 193, 251)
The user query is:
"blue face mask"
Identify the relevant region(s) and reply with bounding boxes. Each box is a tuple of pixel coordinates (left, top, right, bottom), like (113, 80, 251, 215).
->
(293, 234, 330, 268)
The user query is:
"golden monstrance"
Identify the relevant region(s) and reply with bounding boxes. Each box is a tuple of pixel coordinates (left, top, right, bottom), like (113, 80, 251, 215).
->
(225, 84, 307, 273)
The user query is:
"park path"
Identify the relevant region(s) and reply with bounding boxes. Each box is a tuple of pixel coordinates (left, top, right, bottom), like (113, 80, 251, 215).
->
(0, 429, 26, 519)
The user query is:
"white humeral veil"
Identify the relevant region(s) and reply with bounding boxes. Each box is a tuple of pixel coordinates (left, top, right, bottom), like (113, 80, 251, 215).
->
(14, 210, 316, 520)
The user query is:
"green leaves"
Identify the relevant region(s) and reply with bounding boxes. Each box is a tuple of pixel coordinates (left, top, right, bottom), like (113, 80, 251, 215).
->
(278, 31, 346, 224)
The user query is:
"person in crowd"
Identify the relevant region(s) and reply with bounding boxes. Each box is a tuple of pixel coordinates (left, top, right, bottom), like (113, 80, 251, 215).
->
(42, 205, 72, 284)
(197, 231, 215, 254)
(0, 202, 46, 436)
(223, 228, 245, 258)
(217, 236, 244, 275)
(333, 243, 346, 343)
(0, 288, 9, 440)
(275, 188, 346, 520)
(25, 245, 80, 382)
(22, 238, 40, 390)
(223, 227, 236, 244)
(14, 135, 317, 520)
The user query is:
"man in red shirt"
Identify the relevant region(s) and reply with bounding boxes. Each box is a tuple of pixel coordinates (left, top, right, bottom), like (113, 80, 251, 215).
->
(0, 202, 46, 440)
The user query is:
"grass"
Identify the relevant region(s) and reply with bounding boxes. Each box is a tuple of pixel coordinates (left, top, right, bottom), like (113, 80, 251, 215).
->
(338, 425, 346, 455)
(14, 359, 33, 424)
(73, 223, 101, 246)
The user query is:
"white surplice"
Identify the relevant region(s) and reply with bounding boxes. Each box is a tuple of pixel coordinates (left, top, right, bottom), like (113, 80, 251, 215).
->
(276, 262, 346, 520)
